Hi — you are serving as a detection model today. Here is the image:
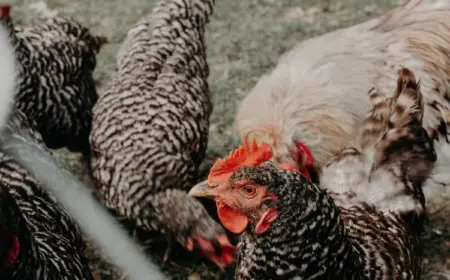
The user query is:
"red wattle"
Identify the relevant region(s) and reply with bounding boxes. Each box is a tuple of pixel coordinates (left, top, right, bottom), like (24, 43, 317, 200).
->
(2, 234, 20, 268)
(216, 201, 249, 234)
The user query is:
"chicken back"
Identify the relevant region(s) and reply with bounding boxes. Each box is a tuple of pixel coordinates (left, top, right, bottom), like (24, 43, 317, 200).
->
(0, 5, 107, 153)
(235, 0, 450, 202)
(89, 0, 235, 267)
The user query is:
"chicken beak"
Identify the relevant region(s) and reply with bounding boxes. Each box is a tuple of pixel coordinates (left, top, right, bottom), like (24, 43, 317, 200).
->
(188, 180, 216, 198)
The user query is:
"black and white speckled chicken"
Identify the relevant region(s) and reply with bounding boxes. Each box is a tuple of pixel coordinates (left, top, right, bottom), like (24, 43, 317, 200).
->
(0, 113, 94, 280)
(0, 26, 93, 279)
(0, 5, 107, 153)
(189, 68, 436, 279)
(89, 0, 235, 267)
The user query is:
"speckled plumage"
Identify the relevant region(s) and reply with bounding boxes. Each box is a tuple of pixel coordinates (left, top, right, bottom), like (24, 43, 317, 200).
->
(89, 0, 231, 258)
(0, 109, 93, 280)
(230, 69, 436, 279)
(1, 9, 107, 152)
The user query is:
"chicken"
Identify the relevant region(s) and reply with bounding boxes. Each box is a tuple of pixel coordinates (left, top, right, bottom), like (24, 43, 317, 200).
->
(189, 68, 436, 279)
(0, 128, 94, 280)
(0, 26, 93, 279)
(235, 0, 450, 200)
(89, 0, 235, 266)
(0, 5, 107, 153)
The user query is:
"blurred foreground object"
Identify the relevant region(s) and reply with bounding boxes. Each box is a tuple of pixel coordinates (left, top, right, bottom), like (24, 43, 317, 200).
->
(0, 13, 165, 280)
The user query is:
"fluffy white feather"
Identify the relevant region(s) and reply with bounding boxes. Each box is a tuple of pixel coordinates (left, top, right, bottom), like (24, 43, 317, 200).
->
(235, 0, 450, 202)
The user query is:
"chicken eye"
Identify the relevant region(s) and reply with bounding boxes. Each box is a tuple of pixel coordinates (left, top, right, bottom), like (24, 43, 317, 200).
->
(240, 185, 257, 197)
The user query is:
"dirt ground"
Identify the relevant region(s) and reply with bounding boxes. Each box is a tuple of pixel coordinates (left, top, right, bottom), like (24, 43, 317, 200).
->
(13, 0, 450, 279)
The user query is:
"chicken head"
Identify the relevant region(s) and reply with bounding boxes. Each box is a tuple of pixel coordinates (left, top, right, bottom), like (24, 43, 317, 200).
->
(189, 140, 281, 235)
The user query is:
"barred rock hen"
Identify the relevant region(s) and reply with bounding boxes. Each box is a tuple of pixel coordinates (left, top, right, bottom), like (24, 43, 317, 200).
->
(235, 0, 450, 200)
(89, 0, 235, 266)
(0, 5, 107, 153)
(0, 27, 93, 279)
(0, 114, 94, 280)
(190, 68, 436, 279)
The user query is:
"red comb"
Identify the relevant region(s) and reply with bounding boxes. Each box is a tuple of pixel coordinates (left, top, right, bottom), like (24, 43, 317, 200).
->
(208, 139, 273, 185)
(0, 5, 11, 17)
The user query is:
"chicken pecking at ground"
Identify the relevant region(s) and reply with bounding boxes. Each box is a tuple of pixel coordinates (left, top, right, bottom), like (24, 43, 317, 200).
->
(235, 0, 450, 201)
(0, 24, 93, 279)
(189, 68, 437, 279)
(89, 0, 235, 267)
(0, 5, 107, 153)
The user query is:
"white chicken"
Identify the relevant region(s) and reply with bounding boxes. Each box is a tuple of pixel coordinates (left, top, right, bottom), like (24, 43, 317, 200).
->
(235, 0, 450, 201)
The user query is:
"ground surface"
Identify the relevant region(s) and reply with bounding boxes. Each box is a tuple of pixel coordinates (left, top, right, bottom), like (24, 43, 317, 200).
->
(13, 0, 450, 279)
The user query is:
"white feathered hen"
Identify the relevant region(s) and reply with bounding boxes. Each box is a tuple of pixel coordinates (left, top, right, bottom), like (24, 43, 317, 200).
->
(235, 0, 450, 201)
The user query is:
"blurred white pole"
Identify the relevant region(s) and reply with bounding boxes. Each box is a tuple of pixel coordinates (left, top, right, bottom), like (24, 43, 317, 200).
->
(0, 19, 16, 134)
(0, 22, 166, 280)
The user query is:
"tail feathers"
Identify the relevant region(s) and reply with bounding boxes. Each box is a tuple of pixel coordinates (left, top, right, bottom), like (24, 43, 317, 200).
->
(360, 68, 424, 149)
(390, 68, 423, 129)
(362, 68, 436, 181)
(359, 87, 393, 149)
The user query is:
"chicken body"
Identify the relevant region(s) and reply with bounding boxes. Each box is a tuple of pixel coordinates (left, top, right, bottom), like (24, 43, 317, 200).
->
(1, 6, 107, 153)
(89, 0, 234, 266)
(0, 19, 92, 278)
(190, 68, 436, 279)
(0, 110, 93, 280)
(235, 0, 450, 200)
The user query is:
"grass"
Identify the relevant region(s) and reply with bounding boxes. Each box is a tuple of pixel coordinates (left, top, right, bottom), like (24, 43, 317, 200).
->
(14, 0, 450, 279)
